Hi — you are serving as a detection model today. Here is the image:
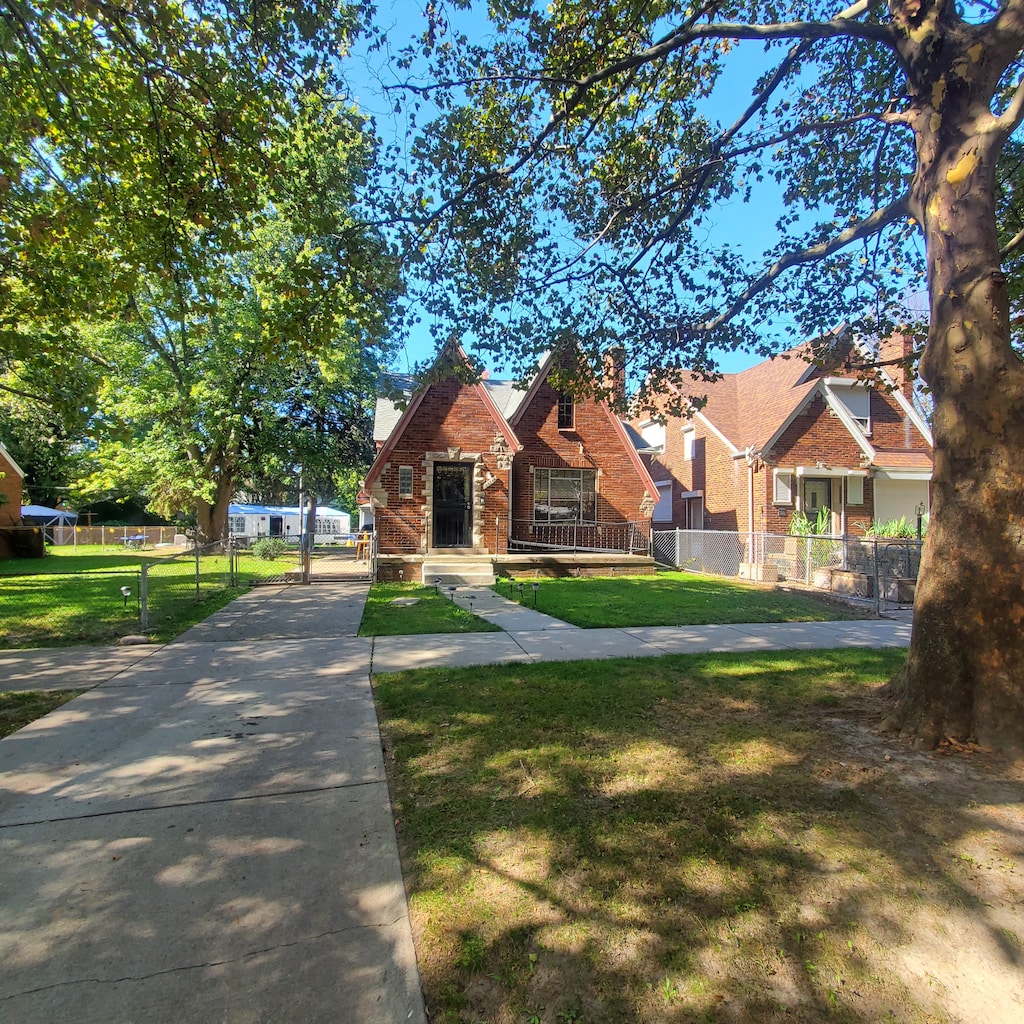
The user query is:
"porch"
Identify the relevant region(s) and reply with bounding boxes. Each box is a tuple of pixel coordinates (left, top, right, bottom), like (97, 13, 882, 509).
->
(375, 551, 656, 585)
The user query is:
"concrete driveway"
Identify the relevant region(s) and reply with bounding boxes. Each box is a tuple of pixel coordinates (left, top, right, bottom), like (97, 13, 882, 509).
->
(0, 582, 425, 1024)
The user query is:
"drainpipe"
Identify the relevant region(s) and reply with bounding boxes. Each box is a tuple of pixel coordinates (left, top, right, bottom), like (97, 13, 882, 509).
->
(745, 447, 756, 565)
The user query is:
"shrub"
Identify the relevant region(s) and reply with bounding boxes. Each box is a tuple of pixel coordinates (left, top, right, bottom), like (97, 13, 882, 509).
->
(252, 537, 287, 560)
(860, 516, 919, 538)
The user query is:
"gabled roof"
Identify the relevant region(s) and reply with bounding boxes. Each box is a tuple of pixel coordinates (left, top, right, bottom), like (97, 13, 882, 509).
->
(509, 349, 659, 500)
(365, 342, 523, 490)
(693, 343, 829, 454)
(0, 439, 24, 479)
(370, 345, 659, 500)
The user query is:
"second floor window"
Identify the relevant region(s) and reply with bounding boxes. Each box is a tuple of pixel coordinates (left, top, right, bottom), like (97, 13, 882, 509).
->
(557, 392, 574, 429)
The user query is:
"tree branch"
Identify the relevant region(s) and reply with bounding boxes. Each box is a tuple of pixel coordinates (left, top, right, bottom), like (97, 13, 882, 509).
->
(682, 194, 910, 334)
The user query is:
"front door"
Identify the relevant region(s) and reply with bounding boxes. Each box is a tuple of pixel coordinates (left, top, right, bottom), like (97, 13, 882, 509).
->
(433, 462, 472, 547)
(803, 478, 833, 532)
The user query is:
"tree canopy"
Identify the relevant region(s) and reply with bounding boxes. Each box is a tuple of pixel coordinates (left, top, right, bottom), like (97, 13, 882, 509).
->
(390, 0, 1024, 753)
(1, 0, 367, 354)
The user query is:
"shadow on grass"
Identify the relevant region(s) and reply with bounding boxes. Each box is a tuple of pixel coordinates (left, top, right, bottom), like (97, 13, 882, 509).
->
(375, 649, 1024, 1024)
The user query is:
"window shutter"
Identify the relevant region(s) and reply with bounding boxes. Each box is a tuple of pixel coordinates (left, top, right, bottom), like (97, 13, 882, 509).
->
(773, 470, 793, 504)
(846, 475, 864, 505)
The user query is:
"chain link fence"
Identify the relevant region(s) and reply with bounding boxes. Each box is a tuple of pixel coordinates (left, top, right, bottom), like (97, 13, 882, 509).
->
(654, 529, 923, 611)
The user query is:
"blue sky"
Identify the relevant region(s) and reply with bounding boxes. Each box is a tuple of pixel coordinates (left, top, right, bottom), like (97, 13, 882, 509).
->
(350, 1, 807, 379)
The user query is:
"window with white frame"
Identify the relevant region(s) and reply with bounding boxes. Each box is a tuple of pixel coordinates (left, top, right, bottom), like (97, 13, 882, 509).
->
(846, 475, 865, 505)
(533, 467, 597, 523)
(229, 515, 247, 535)
(653, 480, 673, 522)
(638, 419, 665, 451)
(398, 466, 414, 498)
(773, 470, 794, 504)
(835, 385, 871, 433)
(682, 426, 696, 461)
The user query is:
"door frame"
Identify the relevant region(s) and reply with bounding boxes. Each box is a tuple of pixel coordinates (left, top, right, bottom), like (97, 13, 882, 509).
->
(431, 460, 474, 549)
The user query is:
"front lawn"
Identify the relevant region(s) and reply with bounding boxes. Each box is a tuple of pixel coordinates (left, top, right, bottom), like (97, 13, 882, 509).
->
(359, 582, 502, 636)
(375, 649, 1023, 1023)
(493, 570, 863, 627)
(0, 546, 294, 647)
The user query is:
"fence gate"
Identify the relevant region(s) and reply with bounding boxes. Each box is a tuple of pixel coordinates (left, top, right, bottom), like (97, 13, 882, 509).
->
(306, 536, 375, 582)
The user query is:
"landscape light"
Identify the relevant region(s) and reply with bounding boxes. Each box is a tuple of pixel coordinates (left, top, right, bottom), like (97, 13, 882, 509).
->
(531, 581, 539, 608)
(120, 585, 131, 607)
(448, 585, 456, 602)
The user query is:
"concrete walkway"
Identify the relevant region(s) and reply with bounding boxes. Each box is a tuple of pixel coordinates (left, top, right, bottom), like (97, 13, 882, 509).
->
(0, 583, 912, 1023)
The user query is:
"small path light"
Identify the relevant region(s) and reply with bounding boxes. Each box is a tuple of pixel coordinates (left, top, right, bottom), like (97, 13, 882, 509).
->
(516, 582, 524, 602)
(120, 585, 132, 608)
(916, 501, 926, 541)
(467, 593, 476, 615)
(433, 576, 442, 595)
(531, 581, 539, 608)
(508, 577, 515, 598)
(448, 585, 457, 602)
(398, 569, 404, 583)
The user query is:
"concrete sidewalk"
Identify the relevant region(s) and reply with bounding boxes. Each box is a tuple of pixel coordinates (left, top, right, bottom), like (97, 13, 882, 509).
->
(0, 581, 912, 1023)
(0, 582, 423, 1024)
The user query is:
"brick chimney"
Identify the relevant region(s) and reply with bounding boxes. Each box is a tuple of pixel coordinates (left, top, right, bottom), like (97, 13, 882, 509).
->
(602, 347, 627, 412)
(878, 333, 916, 399)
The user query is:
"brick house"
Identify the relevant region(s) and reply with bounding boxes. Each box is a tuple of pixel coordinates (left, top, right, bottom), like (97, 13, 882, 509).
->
(0, 438, 24, 528)
(364, 343, 658, 581)
(633, 335, 933, 538)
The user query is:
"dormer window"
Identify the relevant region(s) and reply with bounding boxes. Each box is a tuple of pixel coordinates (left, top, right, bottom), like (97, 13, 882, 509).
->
(557, 392, 574, 430)
(826, 379, 872, 434)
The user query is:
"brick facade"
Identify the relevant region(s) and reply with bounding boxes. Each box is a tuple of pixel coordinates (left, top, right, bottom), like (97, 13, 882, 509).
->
(636, 346, 932, 538)
(368, 353, 655, 556)
(0, 444, 24, 528)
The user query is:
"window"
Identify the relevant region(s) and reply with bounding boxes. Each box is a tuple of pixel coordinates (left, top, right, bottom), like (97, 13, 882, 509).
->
(835, 385, 871, 433)
(773, 470, 794, 504)
(653, 480, 673, 522)
(228, 515, 247, 535)
(398, 466, 413, 498)
(639, 419, 665, 451)
(682, 426, 696, 461)
(846, 475, 865, 505)
(533, 467, 596, 523)
(557, 393, 574, 430)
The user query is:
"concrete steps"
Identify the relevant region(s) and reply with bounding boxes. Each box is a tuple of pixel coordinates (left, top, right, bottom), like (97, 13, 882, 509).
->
(421, 557, 496, 587)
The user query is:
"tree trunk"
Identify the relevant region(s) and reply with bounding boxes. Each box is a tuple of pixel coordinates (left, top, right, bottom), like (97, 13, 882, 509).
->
(195, 474, 234, 543)
(890, 20, 1024, 753)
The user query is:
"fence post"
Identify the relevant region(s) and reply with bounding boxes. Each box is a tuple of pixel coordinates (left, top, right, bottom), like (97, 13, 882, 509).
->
(805, 537, 811, 584)
(873, 539, 881, 616)
(140, 565, 149, 631)
(195, 543, 201, 597)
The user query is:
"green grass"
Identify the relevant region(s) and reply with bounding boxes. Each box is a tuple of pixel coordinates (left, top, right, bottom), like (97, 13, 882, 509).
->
(359, 582, 501, 636)
(373, 648, 980, 1023)
(1, 689, 85, 738)
(493, 570, 864, 627)
(0, 546, 294, 647)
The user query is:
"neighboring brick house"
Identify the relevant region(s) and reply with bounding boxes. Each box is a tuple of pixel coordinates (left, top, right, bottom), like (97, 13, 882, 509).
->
(364, 343, 658, 577)
(0, 438, 25, 527)
(633, 335, 933, 537)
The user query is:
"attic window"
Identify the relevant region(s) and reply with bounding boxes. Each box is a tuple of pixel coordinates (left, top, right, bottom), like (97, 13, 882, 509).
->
(833, 384, 871, 434)
(682, 426, 696, 461)
(557, 392, 574, 430)
(638, 419, 665, 451)
(398, 466, 413, 498)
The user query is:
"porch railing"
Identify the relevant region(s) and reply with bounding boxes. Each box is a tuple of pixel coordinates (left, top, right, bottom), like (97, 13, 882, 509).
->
(509, 519, 651, 555)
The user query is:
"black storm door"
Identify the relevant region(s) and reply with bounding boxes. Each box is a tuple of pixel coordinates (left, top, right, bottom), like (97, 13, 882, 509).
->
(433, 462, 472, 547)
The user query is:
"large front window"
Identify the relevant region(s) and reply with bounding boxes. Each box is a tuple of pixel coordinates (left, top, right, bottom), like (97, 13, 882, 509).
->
(533, 467, 596, 523)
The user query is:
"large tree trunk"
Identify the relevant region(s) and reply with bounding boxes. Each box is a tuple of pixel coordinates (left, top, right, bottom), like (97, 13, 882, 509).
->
(195, 474, 234, 544)
(889, 12, 1024, 754)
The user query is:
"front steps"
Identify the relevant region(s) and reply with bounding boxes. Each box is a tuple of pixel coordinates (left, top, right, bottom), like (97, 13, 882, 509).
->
(420, 555, 496, 587)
